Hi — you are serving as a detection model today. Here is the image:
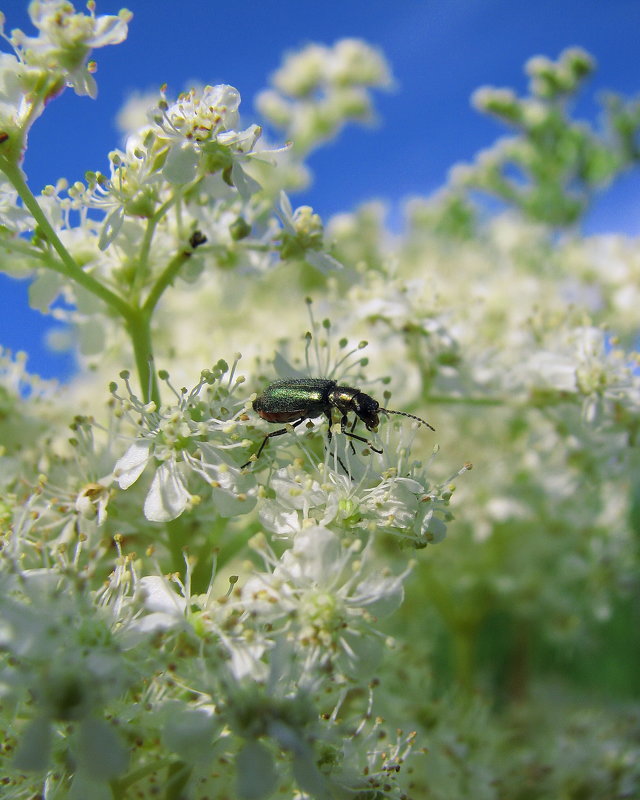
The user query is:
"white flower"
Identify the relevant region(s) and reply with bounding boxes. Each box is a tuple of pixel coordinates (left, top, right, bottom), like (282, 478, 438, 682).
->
(133, 575, 187, 634)
(522, 325, 640, 425)
(269, 40, 392, 97)
(113, 438, 151, 489)
(74, 480, 110, 523)
(87, 133, 165, 248)
(254, 419, 463, 547)
(0, 568, 132, 721)
(256, 39, 392, 153)
(0, 52, 45, 137)
(361, 472, 450, 545)
(142, 459, 193, 522)
(277, 191, 343, 273)
(160, 84, 241, 144)
(14, 1, 131, 98)
(242, 526, 410, 678)
(111, 367, 257, 522)
(258, 463, 361, 536)
(525, 350, 577, 393)
(154, 84, 282, 194)
(0, 175, 32, 232)
(122, 572, 269, 681)
(258, 465, 335, 534)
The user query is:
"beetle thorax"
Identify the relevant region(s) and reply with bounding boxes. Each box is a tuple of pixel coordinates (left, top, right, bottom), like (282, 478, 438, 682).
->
(328, 385, 359, 414)
(329, 386, 380, 429)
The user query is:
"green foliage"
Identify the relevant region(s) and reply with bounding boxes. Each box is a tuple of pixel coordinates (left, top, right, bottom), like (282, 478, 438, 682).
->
(451, 47, 640, 227)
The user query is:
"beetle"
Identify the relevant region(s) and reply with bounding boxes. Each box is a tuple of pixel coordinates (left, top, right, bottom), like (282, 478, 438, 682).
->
(241, 377, 434, 469)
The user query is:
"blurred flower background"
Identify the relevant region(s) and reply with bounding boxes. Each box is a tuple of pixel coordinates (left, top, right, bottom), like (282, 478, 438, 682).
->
(2, 0, 639, 378)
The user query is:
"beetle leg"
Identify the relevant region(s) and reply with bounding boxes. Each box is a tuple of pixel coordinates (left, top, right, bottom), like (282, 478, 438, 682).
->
(324, 442, 349, 476)
(343, 430, 383, 453)
(340, 415, 357, 455)
(340, 414, 383, 454)
(322, 410, 350, 473)
(242, 418, 305, 469)
(348, 416, 359, 455)
(324, 410, 334, 444)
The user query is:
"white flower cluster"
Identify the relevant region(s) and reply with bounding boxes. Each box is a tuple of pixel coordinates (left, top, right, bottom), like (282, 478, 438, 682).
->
(0, 1, 130, 162)
(2, 9, 638, 798)
(0, 345, 451, 797)
(111, 363, 256, 521)
(257, 451, 464, 547)
(12, 1, 130, 94)
(520, 325, 640, 424)
(257, 38, 393, 154)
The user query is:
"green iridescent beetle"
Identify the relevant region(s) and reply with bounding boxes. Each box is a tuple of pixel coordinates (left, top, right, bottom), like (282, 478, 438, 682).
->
(241, 377, 434, 468)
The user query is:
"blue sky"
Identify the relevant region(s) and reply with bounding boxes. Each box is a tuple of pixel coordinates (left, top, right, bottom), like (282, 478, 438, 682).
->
(2, 0, 640, 380)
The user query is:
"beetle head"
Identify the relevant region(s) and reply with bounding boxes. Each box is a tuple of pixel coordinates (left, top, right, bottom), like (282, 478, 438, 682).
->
(352, 392, 380, 430)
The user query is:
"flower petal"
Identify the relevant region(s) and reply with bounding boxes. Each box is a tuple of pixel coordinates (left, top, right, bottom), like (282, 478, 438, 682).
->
(114, 440, 151, 489)
(139, 576, 186, 615)
(144, 461, 191, 521)
(163, 144, 199, 184)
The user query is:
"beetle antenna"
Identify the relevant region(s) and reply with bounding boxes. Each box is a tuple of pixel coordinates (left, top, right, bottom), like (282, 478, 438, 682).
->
(379, 408, 435, 431)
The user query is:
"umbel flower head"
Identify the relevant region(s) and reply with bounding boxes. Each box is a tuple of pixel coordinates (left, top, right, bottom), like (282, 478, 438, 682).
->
(152, 83, 283, 192)
(242, 526, 411, 681)
(254, 426, 467, 547)
(10, 0, 131, 98)
(0, 1, 130, 164)
(112, 362, 256, 521)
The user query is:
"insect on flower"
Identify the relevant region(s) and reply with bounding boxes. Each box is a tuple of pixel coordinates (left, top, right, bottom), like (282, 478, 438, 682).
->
(241, 377, 434, 469)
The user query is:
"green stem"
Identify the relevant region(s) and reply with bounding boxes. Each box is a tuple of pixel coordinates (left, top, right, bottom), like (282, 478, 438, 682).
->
(0, 236, 51, 260)
(1, 160, 133, 322)
(154, 190, 186, 229)
(126, 309, 160, 405)
(143, 247, 195, 316)
(1, 159, 163, 404)
(425, 394, 506, 406)
(136, 181, 203, 309)
(165, 760, 192, 800)
(112, 757, 188, 795)
(132, 216, 158, 295)
(1, 160, 205, 406)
